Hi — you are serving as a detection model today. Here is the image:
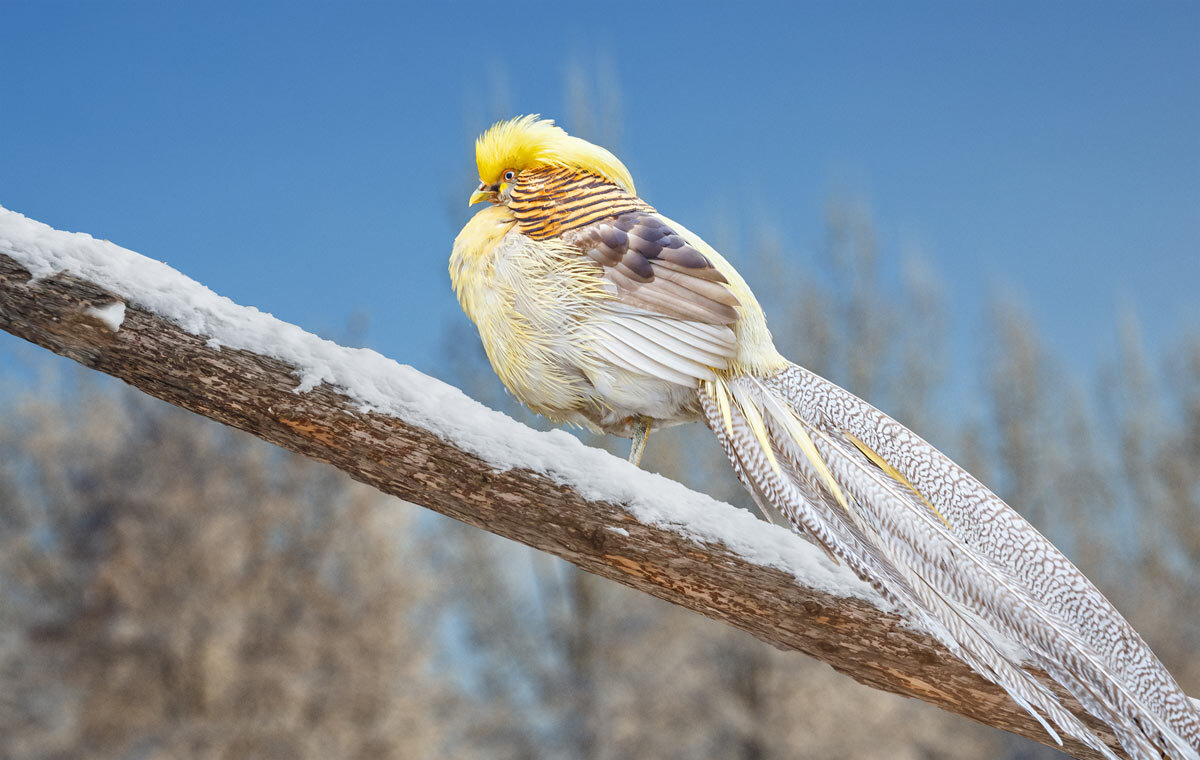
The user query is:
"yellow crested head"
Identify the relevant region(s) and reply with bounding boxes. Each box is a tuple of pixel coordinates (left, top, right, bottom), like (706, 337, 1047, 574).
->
(470, 115, 635, 205)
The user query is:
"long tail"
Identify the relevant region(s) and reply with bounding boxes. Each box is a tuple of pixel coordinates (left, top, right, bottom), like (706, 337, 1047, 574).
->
(701, 363, 1200, 760)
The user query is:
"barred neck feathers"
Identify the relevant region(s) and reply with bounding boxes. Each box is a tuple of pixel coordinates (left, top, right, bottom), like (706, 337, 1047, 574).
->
(509, 166, 654, 241)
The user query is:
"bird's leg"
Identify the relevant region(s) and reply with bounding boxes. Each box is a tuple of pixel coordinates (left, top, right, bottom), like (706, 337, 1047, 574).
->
(628, 416, 653, 467)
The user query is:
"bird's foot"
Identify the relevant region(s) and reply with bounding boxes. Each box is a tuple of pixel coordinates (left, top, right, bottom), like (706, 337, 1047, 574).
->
(628, 417, 652, 467)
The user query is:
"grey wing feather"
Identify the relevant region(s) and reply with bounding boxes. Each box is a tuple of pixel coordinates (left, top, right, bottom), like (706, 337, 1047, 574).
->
(566, 211, 741, 325)
(562, 211, 742, 385)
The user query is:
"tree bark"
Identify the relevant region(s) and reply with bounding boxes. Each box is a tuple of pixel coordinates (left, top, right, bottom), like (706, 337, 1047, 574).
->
(0, 250, 1156, 759)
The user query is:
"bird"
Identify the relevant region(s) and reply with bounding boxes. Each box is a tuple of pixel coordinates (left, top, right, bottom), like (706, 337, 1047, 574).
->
(449, 114, 1200, 760)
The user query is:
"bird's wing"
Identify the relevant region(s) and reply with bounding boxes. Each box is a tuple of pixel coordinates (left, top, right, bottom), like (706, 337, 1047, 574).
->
(564, 210, 740, 324)
(561, 210, 742, 384)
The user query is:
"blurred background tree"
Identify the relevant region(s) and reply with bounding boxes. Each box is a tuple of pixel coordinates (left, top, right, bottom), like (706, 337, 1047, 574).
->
(1, 61, 1197, 760)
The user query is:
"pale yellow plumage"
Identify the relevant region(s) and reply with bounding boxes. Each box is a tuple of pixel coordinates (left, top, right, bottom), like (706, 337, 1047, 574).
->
(451, 204, 617, 429)
(450, 115, 1200, 760)
(450, 200, 720, 436)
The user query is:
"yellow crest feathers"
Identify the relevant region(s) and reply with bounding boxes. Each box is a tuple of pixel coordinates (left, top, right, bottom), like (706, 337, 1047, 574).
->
(474, 115, 636, 194)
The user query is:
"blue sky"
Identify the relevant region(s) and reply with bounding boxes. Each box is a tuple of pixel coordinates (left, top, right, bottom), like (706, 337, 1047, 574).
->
(2, 1, 1197, 400)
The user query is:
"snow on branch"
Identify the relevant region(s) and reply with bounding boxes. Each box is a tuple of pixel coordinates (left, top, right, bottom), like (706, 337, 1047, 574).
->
(0, 206, 1138, 759)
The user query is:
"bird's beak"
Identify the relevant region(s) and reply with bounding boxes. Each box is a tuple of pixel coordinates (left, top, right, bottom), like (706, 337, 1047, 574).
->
(469, 182, 498, 206)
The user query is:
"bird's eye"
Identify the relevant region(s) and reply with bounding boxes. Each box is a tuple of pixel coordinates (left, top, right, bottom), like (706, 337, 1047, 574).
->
(503, 170, 516, 181)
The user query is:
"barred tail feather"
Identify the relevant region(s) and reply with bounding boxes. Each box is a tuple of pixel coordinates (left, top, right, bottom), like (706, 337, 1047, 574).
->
(701, 365, 1200, 760)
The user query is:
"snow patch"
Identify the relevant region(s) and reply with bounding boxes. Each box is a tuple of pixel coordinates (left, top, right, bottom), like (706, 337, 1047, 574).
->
(0, 205, 876, 604)
(85, 301, 126, 332)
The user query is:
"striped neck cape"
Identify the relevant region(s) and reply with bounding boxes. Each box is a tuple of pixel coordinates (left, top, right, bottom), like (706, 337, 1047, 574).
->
(510, 167, 653, 241)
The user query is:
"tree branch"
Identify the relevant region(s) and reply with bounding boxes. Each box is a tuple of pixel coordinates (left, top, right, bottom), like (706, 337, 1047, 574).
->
(0, 209, 1153, 759)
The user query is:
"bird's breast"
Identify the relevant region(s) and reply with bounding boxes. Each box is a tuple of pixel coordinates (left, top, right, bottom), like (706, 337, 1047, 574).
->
(451, 225, 704, 434)
(452, 228, 609, 424)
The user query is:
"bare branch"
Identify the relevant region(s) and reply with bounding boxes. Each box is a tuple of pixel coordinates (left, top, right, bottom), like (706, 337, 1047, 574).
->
(0, 229, 1152, 759)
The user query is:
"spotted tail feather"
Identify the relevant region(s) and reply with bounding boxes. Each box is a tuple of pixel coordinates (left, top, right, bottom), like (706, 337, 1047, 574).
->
(701, 365, 1200, 760)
